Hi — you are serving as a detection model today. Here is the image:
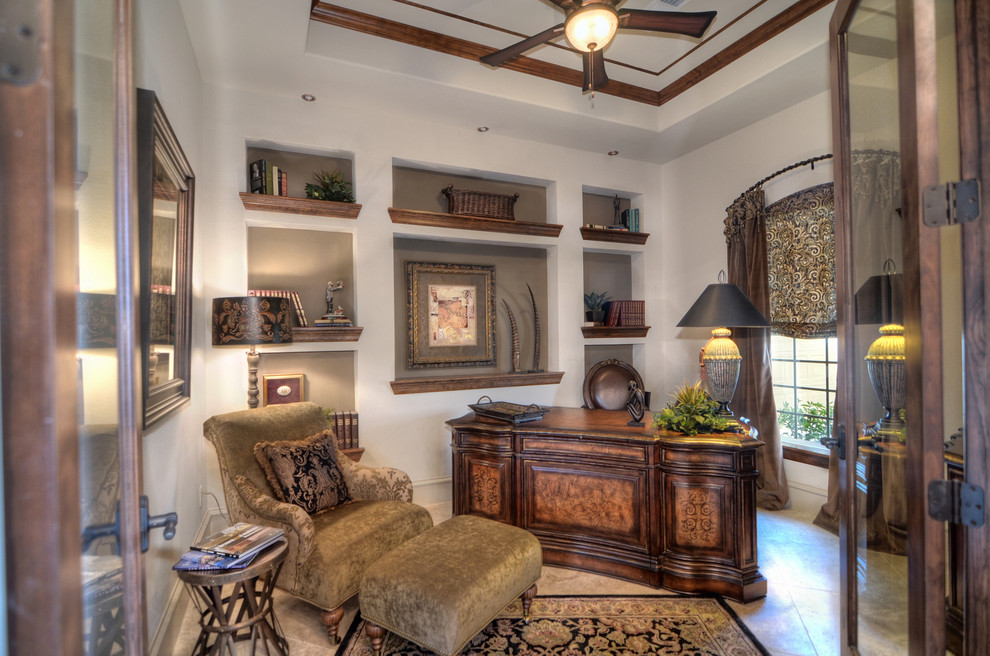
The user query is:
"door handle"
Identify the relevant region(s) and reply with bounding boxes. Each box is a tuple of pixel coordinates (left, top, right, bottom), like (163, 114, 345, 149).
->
(820, 423, 846, 460)
(81, 495, 177, 553)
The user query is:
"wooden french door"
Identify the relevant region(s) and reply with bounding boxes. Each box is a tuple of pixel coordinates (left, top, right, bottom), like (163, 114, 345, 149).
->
(830, 0, 990, 654)
(1, 0, 152, 653)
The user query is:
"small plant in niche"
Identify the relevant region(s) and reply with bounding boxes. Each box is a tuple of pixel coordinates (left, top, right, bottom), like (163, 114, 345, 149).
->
(583, 290, 610, 324)
(305, 169, 355, 203)
(652, 381, 729, 436)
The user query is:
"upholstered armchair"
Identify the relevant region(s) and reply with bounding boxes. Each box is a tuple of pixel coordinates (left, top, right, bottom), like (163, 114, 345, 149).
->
(203, 402, 434, 643)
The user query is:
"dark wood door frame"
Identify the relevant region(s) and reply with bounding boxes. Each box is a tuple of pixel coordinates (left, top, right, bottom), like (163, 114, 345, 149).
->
(956, 1, 990, 654)
(0, 0, 82, 653)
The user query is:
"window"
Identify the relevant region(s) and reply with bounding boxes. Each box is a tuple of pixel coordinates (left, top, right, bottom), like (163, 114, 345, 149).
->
(771, 334, 836, 450)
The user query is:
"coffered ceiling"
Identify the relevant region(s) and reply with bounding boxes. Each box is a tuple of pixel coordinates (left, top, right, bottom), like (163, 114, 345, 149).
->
(177, 0, 835, 163)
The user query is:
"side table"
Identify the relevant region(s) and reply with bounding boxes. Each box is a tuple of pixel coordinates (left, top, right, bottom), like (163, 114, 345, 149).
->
(177, 538, 289, 655)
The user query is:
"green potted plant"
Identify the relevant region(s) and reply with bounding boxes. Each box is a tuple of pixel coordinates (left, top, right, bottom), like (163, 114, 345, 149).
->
(584, 290, 610, 325)
(305, 168, 355, 203)
(652, 381, 730, 436)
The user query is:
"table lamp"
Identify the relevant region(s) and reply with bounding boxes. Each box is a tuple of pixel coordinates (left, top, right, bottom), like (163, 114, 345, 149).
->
(677, 271, 771, 428)
(854, 260, 904, 438)
(212, 296, 293, 408)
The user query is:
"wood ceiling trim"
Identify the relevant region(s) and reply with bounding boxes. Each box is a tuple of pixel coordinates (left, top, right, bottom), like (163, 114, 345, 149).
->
(657, 0, 833, 105)
(310, 2, 661, 106)
(311, 0, 832, 108)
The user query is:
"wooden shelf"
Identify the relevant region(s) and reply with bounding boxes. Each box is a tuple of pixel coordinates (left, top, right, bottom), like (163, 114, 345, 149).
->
(580, 226, 649, 245)
(292, 326, 363, 342)
(240, 192, 362, 219)
(389, 207, 563, 238)
(581, 326, 651, 338)
(390, 371, 564, 395)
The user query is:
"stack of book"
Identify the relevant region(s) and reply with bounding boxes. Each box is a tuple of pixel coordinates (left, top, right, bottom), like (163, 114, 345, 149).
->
(621, 208, 641, 232)
(583, 223, 630, 231)
(604, 300, 646, 327)
(173, 522, 284, 571)
(248, 289, 307, 327)
(82, 555, 123, 602)
(249, 159, 288, 196)
(314, 314, 353, 327)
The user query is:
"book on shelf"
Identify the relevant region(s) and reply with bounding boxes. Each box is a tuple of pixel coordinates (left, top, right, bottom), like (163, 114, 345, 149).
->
(314, 318, 353, 327)
(328, 410, 360, 449)
(191, 522, 284, 559)
(173, 548, 259, 571)
(250, 159, 266, 194)
(248, 289, 307, 327)
(620, 208, 641, 232)
(603, 300, 646, 327)
(279, 170, 288, 196)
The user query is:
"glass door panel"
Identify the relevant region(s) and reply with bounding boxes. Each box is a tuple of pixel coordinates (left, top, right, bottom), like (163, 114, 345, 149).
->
(76, 0, 128, 651)
(844, 0, 909, 652)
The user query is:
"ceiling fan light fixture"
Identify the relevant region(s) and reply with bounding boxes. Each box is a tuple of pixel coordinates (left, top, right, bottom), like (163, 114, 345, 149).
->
(564, 5, 619, 52)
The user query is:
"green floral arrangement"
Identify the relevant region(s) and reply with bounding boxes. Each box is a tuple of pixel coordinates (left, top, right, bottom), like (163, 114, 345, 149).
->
(305, 169, 355, 203)
(652, 381, 729, 436)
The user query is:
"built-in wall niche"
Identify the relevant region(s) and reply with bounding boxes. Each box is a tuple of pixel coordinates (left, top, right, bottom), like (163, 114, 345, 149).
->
(247, 226, 354, 330)
(392, 165, 548, 223)
(580, 188, 648, 245)
(245, 144, 354, 200)
(584, 344, 653, 409)
(256, 350, 355, 411)
(583, 191, 630, 228)
(583, 251, 633, 306)
(392, 237, 549, 381)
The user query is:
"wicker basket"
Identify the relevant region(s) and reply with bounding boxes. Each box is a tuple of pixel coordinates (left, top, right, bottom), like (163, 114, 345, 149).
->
(442, 184, 519, 220)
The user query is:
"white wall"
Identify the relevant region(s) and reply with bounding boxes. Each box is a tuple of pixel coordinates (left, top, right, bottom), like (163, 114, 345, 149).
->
(197, 85, 666, 502)
(133, 0, 207, 641)
(659, 89, 834, 504)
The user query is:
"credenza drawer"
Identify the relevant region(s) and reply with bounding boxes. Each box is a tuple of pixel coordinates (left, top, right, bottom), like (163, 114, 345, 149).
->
(520, 435, 650, 464)
(451, 430, 512, 451)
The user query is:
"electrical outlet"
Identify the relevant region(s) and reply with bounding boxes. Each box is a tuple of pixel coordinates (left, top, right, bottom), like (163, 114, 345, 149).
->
(199, 485, 206, 508)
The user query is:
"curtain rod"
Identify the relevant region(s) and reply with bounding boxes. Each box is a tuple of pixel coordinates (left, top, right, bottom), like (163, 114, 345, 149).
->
(744, 153, 833, 196)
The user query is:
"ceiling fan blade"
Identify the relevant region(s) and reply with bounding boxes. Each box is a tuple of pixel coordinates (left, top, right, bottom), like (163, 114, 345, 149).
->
(617, 9, 717, 38)
(480, 23, 565, 67)
(582, 48, 610, 92)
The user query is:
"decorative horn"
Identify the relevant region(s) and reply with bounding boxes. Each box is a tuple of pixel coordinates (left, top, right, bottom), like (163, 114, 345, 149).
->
(527, 284, 542, 372)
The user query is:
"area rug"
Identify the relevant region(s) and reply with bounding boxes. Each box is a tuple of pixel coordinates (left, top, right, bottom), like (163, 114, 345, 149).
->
(338, 595, 770, 656)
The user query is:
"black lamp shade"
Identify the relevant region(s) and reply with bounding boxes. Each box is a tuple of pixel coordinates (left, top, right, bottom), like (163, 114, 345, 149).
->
(854, 273, 903, 325)
(212, 296, 293, 346)
(677, 283, 770, 328)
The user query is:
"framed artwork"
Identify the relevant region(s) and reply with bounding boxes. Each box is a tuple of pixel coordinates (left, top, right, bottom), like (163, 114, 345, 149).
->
(407, 262, 496, 369)
(262, 374, 305, 406)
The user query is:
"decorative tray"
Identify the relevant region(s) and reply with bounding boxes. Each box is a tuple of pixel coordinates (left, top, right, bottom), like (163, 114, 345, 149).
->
(469, 396, 549, 424)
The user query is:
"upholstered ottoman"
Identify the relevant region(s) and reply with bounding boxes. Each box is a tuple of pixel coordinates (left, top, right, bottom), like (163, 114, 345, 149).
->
(359, 514, 542, 656)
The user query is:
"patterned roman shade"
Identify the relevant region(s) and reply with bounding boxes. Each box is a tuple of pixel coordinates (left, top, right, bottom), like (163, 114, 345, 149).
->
(765, 183, 836, 338)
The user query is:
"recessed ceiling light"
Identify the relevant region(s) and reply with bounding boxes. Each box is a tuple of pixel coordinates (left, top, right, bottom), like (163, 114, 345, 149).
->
(608, 150, 619, 156)
(477, 126, 490, 132)
(301, 94, 316, 102)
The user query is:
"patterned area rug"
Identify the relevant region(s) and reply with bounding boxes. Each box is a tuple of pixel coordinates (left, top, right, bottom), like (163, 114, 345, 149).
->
(339, 595, 769, 655)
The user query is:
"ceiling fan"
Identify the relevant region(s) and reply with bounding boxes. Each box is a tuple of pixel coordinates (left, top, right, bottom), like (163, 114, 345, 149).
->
(480, 0, 717, 93)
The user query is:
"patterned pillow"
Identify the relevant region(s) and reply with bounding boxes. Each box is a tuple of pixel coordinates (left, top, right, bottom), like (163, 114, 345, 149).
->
(253, 429, 351, 514)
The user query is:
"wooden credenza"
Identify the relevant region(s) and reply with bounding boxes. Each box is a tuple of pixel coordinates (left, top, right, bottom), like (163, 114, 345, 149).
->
(447, 406, 767, 602)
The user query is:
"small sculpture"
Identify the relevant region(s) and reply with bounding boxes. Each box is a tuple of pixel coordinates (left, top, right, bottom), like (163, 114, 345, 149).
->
(626, 380, 645, 426)
(324, 280, 344, 318)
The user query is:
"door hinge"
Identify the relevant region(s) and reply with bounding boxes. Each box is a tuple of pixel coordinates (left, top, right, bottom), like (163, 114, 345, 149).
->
(923, 179, 980, 227)
(0, 0, 41, 86)
(928, 479, 985, 527)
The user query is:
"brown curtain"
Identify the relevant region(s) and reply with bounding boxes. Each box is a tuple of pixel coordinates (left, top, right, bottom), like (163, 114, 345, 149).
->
(724, 188, 790, 510)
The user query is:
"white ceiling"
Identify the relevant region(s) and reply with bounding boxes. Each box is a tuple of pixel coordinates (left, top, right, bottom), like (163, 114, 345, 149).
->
(177, 0, 835, 164)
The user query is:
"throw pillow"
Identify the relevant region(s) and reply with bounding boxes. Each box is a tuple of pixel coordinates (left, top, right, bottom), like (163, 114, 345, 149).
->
(254, 429, 351, 514)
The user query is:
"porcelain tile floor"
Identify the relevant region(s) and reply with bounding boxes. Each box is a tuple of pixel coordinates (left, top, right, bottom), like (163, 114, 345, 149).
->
(170, 503, 907, 656)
